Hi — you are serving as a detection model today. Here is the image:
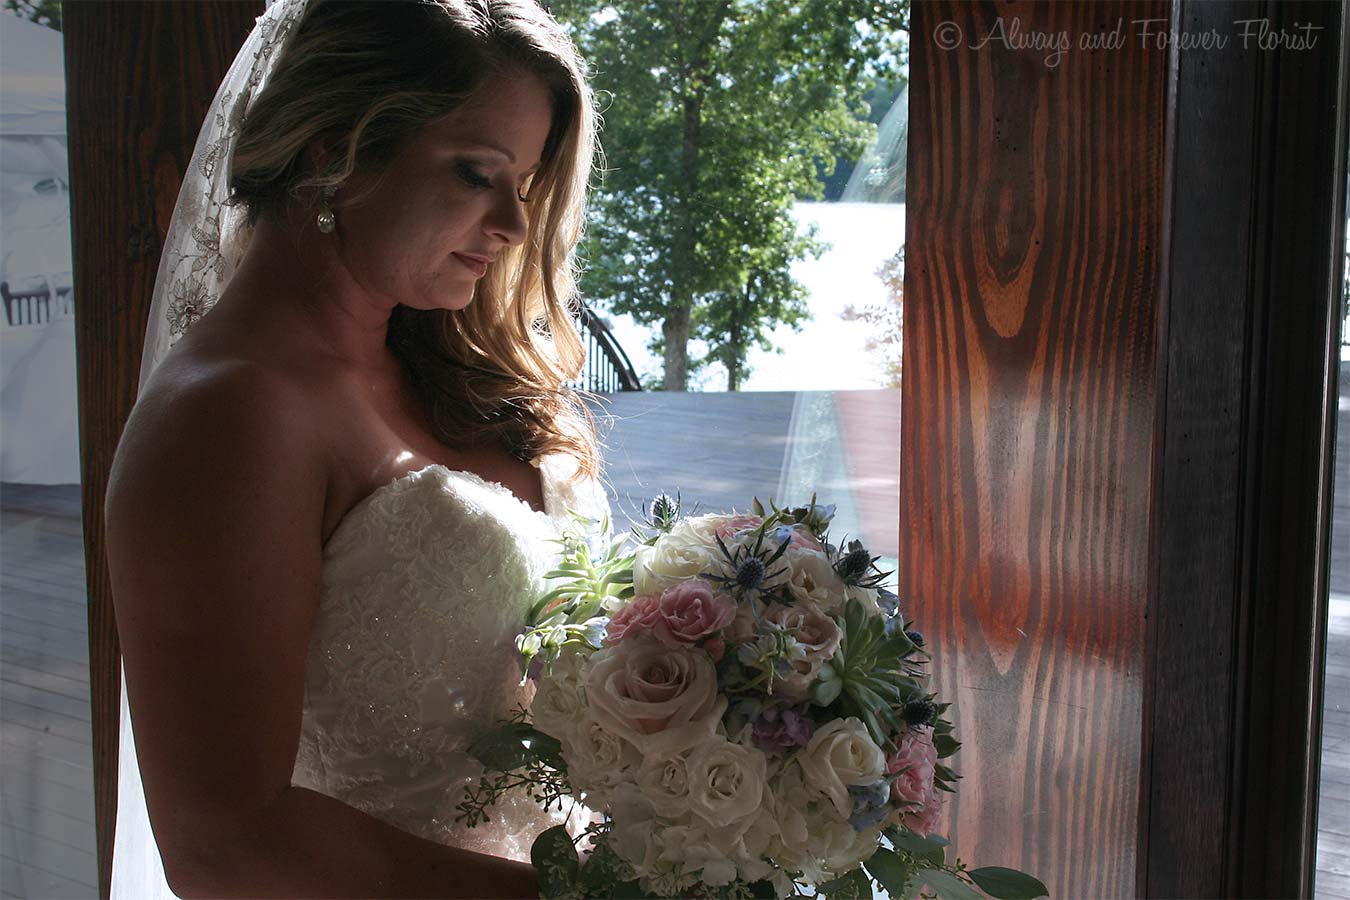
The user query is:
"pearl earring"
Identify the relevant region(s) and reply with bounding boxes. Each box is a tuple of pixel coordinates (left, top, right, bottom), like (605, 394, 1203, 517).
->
(316, 185, 337, 234)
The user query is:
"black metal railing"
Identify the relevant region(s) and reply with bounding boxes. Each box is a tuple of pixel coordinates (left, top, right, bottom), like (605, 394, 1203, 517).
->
(573, 303, 642, 392)
(2, 281, 74, 327)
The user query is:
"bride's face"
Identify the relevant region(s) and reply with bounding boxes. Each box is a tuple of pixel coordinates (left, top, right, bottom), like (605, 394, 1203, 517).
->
(334, 69, 555, 311)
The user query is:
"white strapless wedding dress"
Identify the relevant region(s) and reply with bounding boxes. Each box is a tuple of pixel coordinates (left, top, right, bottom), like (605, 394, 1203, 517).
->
(112, 450, 610, 898)
(290, 451, 609, 860)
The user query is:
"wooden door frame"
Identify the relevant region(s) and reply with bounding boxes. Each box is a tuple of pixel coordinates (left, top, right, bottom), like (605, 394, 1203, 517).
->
(1141, 0, 1348, 896)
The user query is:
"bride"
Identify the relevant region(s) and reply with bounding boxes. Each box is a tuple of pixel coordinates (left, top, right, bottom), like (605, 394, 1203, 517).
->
(103, 1, 609, 896)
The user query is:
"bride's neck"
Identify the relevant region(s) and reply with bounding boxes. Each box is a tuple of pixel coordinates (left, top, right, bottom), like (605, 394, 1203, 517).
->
(221, 213, 399, 373)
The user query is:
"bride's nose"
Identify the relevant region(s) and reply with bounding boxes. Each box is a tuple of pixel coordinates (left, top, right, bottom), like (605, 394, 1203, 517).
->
(483, 189, 529, 246)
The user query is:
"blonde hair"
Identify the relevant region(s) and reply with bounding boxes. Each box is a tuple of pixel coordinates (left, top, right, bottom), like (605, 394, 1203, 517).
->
(230, 0, 603, 481)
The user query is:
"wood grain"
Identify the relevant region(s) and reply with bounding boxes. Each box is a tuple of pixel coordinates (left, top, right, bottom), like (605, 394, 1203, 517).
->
(902, 3, 1166, 896)
(63, 3, 264, 895)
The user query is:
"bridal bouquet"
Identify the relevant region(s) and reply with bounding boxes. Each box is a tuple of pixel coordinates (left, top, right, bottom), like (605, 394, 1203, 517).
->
(459, 494, 1046, 900)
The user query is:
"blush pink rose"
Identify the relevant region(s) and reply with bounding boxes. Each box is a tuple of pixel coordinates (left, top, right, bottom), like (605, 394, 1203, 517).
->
(886, 729, 943, 835)
(605, 595, 663, 645)
(715, 514, 764, 540)
(653, 579, 737, 647)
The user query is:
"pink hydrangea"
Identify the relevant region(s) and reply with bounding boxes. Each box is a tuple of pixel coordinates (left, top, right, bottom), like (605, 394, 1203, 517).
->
(604, 594, 663, 645)
(886, 729, 944, 835)
(653, 579, 737, 646)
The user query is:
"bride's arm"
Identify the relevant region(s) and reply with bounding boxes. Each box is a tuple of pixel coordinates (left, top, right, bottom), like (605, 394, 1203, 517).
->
(106, 362, 538, 900)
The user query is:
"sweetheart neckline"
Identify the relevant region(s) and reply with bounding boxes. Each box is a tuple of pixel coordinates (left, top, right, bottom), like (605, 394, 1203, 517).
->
(324, 456, 556, 551)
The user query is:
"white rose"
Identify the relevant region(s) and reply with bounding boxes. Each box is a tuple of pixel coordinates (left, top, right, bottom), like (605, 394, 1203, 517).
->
(634, 520, 722, 595)
(684, 738, 767, 833)
(785, 548, 847, 612)
(530, 651, 589, 742)
(797, 717, 887, 819)
(584, 635, 727, 757)
(560, 711, 641, 799)
(636, 752, 694, 819)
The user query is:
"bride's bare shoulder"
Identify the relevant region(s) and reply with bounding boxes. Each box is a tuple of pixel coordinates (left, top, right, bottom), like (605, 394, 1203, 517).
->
(107, 327, 334, 533)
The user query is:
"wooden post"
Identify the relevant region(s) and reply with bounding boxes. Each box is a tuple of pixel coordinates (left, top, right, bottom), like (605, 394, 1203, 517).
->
(64, 3, 263, 895)
(903, 3, 1166, 896)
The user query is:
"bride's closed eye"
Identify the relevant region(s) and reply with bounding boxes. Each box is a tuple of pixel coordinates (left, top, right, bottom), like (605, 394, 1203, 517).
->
(455, 160, 532, 203)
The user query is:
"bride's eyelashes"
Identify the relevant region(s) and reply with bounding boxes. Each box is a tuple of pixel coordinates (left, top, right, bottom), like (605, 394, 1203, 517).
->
(455, 160, 533, 203)
(455, 160, 493, 190)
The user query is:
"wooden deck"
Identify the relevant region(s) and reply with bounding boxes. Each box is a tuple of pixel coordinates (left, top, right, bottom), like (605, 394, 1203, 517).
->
(0, 384, 1346, 899)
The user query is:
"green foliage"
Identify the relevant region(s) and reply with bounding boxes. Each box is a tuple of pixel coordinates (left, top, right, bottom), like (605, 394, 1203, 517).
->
(520, 508, 635, 680)
(863, 847, 913, 898)
(2, 0, 60, 30)
(532, 826, 581, 897)
(915, 868, 986, 900)
(967, 867, 1051, 900)
(549, 0, 909, 390)
(817, 866, 872, 900)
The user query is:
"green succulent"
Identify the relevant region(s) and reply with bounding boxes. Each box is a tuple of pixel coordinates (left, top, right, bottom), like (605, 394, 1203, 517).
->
(813, 597, 922, 752)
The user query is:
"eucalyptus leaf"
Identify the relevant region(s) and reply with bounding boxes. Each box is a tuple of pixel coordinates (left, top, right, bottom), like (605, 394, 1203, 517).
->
(888, 829, 949, 857)
(818, 866, 873, 900)
(863, 848, 913, 898)
(933, 733, 962, 759)
(531, 825, 579, 898)
(967, 867, 1050, 899)
(466, 723, 535, 771)
(915, 868, 985, 900)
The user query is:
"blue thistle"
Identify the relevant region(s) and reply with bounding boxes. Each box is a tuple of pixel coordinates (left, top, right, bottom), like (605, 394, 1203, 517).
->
(735, 556, 768, 591)
(903, 698, 937, 727)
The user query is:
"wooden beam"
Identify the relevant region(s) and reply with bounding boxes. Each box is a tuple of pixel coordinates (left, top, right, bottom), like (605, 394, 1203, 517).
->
(903, 3, 1168, 896)
(64, 2, 264, 895)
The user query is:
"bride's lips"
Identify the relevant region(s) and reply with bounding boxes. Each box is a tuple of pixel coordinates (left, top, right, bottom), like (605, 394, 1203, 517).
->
(452, 252, 490, 277)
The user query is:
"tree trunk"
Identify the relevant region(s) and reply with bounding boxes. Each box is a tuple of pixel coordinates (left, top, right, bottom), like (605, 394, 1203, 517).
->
(662, 307, 692, 390)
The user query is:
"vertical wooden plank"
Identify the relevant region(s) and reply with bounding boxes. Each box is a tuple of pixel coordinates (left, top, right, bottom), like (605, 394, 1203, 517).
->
(63, 3, 264, 895)
(902, 3, 1166, 896)
(1146, 1, 1349, 896)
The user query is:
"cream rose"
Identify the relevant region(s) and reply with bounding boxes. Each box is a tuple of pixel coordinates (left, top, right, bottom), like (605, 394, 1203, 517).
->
(560, 711, 641, 799)
(797, 717, 887, 819)
(583, 635, 727, 757)
(785, 547, 848, 612)
(684, 738, 767, 833)
(634, 519, 722, 595)
(636, 752, 695, 819)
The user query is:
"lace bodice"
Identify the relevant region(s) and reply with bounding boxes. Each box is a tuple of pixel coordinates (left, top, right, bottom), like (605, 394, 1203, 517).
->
(290, 451, 609, 862)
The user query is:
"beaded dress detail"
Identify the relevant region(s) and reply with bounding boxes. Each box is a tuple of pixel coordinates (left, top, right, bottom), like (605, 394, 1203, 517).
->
(290, 451, 609, 862)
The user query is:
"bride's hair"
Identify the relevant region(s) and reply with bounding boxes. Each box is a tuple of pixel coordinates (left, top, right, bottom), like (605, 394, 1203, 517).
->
(228, 0, 604, 481)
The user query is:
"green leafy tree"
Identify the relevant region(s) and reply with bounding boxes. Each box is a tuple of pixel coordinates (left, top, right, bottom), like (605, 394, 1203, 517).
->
(3, 0, 61, 30)
(551, 0, 908, 391)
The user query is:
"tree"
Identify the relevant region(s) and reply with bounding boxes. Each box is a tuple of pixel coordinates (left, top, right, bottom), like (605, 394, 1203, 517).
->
(840, 245, 903, 388)
(2, 0, 61, 30)
(551, 0, 908, 390)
